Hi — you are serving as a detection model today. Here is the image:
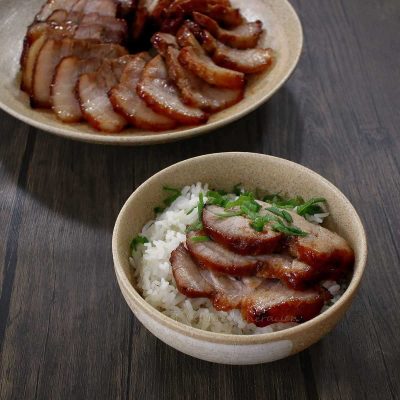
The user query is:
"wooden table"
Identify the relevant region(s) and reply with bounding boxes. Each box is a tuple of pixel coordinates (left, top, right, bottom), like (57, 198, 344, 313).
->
(1, 1, 399, 399)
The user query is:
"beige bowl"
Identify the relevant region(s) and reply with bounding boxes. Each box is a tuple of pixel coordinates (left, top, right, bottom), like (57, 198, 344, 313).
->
(0, 0, 302, 145)
(112, 153, 367, 364)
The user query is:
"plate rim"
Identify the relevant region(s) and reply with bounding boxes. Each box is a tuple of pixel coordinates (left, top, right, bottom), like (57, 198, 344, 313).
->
(0, 0, 303, 146)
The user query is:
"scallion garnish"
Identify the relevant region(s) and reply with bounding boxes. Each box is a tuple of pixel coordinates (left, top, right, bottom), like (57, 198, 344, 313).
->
(233, 183, 243, 196)
(297, 198, 326, 216)
(198, 192, 205, 220)
(190, 235, 210, 243)
(272, 222, 307, 236)
(215, 210, 244, 218)
(224, 193, 257, 209)
(263, 192, 284, 203)
(266, 206, 293, 223)
(162, 186, 181, 206)
(154, 206, 165, 214)
(186, 206, 197, 215)
(186, 220, 203, 232)
(250, 215, 280, 232)
(206, 190, 229, 207)
(130, 235, 149, 252)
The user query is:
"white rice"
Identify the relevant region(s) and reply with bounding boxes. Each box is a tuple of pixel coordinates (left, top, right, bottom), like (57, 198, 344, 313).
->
(130, 182, 346, 335)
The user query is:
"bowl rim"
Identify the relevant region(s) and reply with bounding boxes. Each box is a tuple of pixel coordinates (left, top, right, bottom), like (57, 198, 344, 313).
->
(112, 152, 368, 344)
(0, 0, 303, 146)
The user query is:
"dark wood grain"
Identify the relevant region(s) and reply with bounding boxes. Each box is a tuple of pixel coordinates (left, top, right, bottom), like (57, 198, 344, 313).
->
(1, 0, 399, 399)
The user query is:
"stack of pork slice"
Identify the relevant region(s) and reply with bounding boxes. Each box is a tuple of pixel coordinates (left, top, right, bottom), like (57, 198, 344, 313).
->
(170, 201, 355, 327)
(20, 0, 274, 133)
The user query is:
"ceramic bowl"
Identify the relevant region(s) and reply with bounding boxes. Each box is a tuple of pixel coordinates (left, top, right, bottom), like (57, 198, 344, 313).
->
(0, 0, 303, 145)
(112, 153, 367, 364)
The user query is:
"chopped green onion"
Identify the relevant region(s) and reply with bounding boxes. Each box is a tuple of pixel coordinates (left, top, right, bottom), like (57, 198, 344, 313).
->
(154, 206, 165, 214)
(297, 198, 326, 216)
(186, 206, 197, 215)
(272, 196, 305, 209)
(190, 235, 210, 243)
(240, 202, 259, 220)
(130, 235, 149, 252)
(266, 206, 293, 223)
(198, 192, 204, 219)
(224, 194, 257, 210)
(162, 186, 181, 206)
(272, 222, 307, 236)
(263, 192, 284, 203)
(250, 215, 280, 232)
(186, 221, 203, 232)
(206, 190, 228, 207)
(214, 210, 244, 218)
(233, 183, 243, 196)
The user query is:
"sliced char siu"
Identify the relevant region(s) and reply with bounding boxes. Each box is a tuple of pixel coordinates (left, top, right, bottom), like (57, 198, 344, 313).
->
(152, 32, 243, 112)
(162, 0, 243, 33)
(109, 52, 177, 130)
(151, 32, 179, 57)
(21, 14, 127, 93)
(202, 205, 283, 255)
(186, 230, 319, 289)
(170, 243, 329, 327)
(137, 55, 208, 125)
(199, 30, 274, 74)
(165, 46, 244, 112)
(35, 0, 78, 21)
(192, 11, 263, 49)
(286, 210, 355, 275)
(202, 203, 354, 275)
(31, 38, 127, 107)
(176, 26, 244, 89)
(52, 56, 103, 122)
(78, 55, 132, 132)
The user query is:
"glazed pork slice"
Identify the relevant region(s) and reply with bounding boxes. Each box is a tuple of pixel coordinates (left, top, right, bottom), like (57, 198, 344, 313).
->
(74, 22, 125, 43)
(151, 33, 241, 111)
(241, 279, 329, 327)
(197, 29, 273, 74)
(78, 55, 132, 132)
(21, 34, 49, 93)
(193, 12, 263, 49)
(187, 230, 318, 289)
(203, 201, 354, 274)
(116, 0, 137, 16)
(162, 0, 243, 33)
(170, 244, 329, 326)
(151, 32, 179, 57)
(202, 205, 283, 255)
(31, 38, 127, 107)
(35, 0, 79, 21)
(170, 243, 214, 297)
(284, 209, 355, 275)
(52, 56, 103, 122)
(109, 52, 177, 130)
(21, 13, 127, 93)
(137, 55, 208, 125)
(165, 46, 243, 112)
(145, 0, 173, 22)
(186, 230, 268, 275)
(176, 26, 244, 89)
(84, 0, 117, 16)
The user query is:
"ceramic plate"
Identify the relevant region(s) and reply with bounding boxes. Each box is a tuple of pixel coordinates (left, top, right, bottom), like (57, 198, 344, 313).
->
(0, 0, 303, 145)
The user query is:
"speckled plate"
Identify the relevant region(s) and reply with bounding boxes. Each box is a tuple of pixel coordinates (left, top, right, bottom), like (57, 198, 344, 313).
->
(0, 0, 303, 145)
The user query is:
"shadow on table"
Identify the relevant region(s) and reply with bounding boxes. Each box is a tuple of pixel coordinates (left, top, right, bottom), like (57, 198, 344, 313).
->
(127, 321, 312, 400)
(0, 86, 304, 232)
